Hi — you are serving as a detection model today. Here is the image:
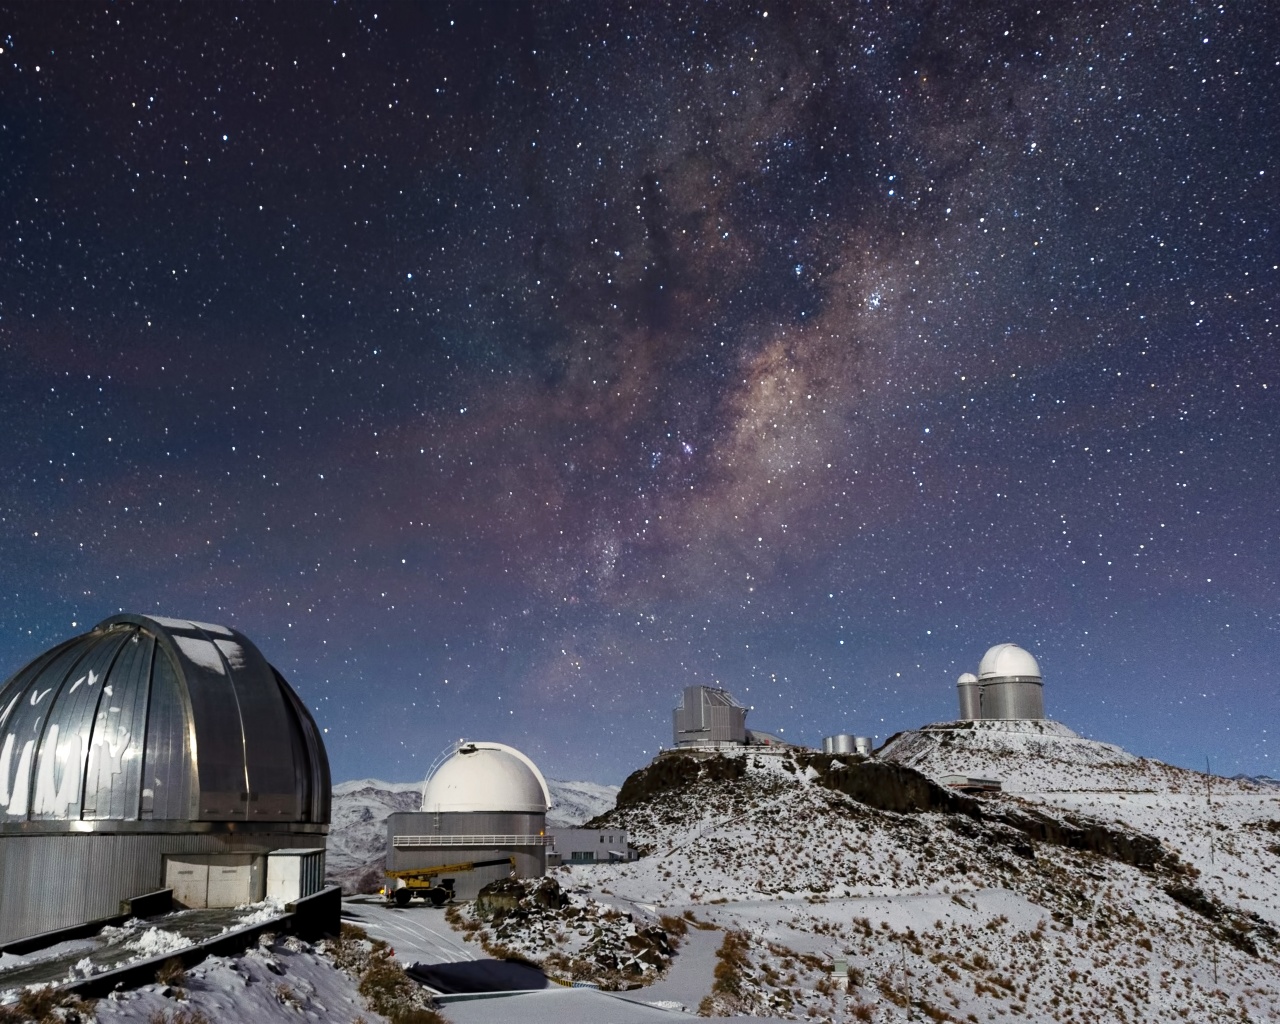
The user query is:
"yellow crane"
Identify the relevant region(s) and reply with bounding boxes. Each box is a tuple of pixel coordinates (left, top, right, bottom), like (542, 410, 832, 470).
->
(382, 856, 515, 906)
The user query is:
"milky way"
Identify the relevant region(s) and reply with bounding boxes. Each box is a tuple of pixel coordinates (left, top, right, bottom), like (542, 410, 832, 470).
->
(1, 3, 1276, 783)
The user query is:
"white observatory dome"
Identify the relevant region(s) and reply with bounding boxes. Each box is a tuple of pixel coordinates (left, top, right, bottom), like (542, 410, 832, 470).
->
(421, 740, 550, 814)
(956, 672, 979, 685)
(978, 643, 1041, 680)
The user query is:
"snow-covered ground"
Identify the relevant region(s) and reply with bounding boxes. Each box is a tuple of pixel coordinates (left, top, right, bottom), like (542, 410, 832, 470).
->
(880, 719, 1280, 930)
(342, 894, 488, 964)
(544, 741, 1280, 1022)
(91, 934, 384, 1023)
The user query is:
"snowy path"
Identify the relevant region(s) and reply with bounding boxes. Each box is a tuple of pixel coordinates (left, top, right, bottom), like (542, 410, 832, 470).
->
(629, 921, 722, 1011)
(342, 895, 487, 964)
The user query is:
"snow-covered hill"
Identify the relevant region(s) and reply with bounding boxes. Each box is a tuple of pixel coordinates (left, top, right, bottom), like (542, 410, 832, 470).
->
(879, 719, 1196, 793)
(550, 742, 1280, 1022)
(326, 777, 619, 892)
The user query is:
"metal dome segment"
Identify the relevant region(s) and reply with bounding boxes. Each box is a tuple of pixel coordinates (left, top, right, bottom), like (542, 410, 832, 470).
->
(0, 614, 330, 831)
(978, 643, 1042, 681)
(421, 740, 550, 814)
(956, 672, 979, 684)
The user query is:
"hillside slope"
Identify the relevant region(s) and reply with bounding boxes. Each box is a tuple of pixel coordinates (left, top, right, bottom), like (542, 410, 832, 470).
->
(557, 746, 1280, 1022)
(879, 720, 1280, 929)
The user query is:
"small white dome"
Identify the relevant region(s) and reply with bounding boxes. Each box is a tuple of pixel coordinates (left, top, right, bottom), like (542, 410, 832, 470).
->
(421, 740, 550, 813)
(956, 672, 979, 685)
(978, 643, 1041, 681)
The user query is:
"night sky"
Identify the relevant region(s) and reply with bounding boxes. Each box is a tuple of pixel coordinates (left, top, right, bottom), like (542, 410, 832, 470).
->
(2, 2, 1276, 786)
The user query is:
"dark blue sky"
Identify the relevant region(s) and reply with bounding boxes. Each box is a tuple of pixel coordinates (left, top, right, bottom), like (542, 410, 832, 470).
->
(2, 2, 1276, 785)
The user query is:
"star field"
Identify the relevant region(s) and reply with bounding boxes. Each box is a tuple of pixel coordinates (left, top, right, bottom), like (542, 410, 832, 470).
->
(1, 2, 1276, 784)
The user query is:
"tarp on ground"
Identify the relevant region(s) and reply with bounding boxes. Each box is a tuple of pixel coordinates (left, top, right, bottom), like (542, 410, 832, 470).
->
(405, 957, 548, 994)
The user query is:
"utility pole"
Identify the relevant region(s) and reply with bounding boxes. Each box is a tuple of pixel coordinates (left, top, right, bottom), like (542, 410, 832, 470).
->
(1205, 757, 1215, 867)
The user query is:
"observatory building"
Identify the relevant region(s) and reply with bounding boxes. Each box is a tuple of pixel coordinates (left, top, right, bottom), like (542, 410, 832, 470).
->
(956, 643, 1046, 721)
(671, 685, 789, 748)
(0, 614, 330, 944)
(672, 686, 747, 747)
(385, 740, 550, 900)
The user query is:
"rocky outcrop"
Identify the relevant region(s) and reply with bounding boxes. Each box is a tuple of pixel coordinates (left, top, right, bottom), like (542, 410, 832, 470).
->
(462, 876, 674, 987)
(613, 752, 745, 809)
(801, 753, 1182, 878)
(801, 754, 980, 816)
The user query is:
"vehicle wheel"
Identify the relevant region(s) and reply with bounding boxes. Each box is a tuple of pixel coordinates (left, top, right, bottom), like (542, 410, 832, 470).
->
(394, 887, 412, 907)
(430, 887, 449, 907)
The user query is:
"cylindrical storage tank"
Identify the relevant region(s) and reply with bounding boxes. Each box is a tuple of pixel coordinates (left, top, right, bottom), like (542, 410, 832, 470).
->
(822, 736, 834, 754)
(976, 644, 1045, 720)
(386, 740, 550, 899)
(956, 672, 981, 720)
(826, 734, 856, 754)
(854, 736, 873, 756)
(0, 615, 330, 943)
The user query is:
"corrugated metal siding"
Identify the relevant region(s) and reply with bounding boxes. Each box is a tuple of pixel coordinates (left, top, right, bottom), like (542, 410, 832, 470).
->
(0, 832, 325, 943)
(266, 848, 326, 901)
(673, 687, 747, 745)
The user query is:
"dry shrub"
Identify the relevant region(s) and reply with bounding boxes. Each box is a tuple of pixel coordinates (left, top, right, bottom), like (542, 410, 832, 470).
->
(711, 930, 752, 999)
(659, 913, 689, 940)
(145, 1008, 212, 1024)
(0, 989, 96, 1024)
(155, 956, 187, 987)
(357, 950, 444, 1024)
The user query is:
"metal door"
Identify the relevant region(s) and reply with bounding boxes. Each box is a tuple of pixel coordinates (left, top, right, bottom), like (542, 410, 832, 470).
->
(205, 854, 256, 907)
(165, 857, 210, 908)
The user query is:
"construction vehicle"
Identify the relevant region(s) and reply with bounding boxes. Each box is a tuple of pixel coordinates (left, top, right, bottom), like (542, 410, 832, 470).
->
(382, 856, 516, 907)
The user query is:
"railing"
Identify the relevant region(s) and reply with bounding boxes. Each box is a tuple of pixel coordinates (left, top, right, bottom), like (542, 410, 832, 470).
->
(392, 834, 551, 848)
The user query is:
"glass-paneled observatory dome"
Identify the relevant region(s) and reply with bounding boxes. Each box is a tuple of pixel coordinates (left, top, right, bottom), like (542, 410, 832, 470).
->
(0, 614, 329, 829)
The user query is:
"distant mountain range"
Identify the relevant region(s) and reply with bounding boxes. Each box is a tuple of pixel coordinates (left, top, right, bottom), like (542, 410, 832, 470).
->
(1232, 773, 1280, 789)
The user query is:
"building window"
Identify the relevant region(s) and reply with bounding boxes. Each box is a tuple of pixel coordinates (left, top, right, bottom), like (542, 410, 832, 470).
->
(571, 851, 595, 863)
